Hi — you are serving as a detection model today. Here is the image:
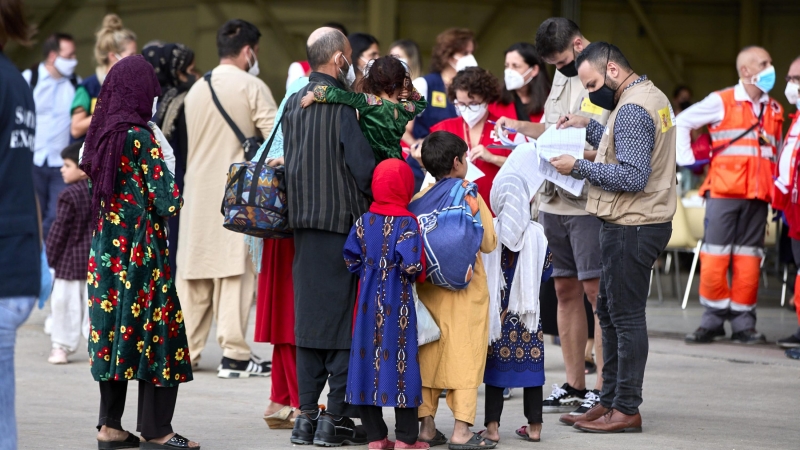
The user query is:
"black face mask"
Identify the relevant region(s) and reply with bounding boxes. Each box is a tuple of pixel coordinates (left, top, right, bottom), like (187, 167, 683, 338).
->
(679, 100, 692, 111)
(177, 73, 197, 93)
(556, 48, 579, 77)
(589, 81, 617, 111)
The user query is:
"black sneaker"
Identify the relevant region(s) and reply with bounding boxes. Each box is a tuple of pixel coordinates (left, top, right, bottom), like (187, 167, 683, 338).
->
(291, 409, 323, 445)
(568, 389, 600, 416)
(684, 327, 726, 344)
(731, 329, 766, 345)
(313, 413, 367, 447)
(776, 334, 800, 349)
(542, 383, 587, 413)
(217, 355, 271, 378)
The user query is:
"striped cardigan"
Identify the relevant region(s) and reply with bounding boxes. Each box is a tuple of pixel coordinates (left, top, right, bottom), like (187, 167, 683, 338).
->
(283, 72, 375, 234)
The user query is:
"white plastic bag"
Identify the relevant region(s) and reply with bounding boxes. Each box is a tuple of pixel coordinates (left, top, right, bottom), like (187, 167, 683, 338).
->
(413, 283, 441, 346)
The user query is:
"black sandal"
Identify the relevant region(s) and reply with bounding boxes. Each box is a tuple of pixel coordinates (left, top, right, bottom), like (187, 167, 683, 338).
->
(515, 425, 541, 442)
(97, 431, 141, 449)
(448, 432, 497, 450)
(140, 434, 199, 449)
(420, 429, 448, 447)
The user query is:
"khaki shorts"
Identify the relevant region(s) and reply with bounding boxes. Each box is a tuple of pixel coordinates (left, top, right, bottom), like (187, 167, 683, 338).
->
(539, 212, 602, 280)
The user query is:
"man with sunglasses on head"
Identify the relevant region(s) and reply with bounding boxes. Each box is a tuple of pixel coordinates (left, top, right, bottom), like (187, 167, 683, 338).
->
(677, 46, 784, 346)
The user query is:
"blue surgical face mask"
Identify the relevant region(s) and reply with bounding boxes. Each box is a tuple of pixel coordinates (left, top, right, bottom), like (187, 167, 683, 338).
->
(752, 65, 776, 93)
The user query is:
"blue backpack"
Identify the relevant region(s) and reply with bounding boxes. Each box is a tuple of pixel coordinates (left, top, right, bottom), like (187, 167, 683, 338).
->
(408, 178, 484, 290)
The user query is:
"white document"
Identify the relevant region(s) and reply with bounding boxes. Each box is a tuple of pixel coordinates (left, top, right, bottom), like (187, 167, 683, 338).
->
(536, 125, 586, 160)
(538, 158, 585, 197)
(465, 157, 485, 182)
(496, 142, 544, 199)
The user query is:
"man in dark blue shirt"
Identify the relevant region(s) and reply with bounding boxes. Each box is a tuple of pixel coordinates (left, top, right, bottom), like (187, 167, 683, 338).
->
(0, 2, 41, 449)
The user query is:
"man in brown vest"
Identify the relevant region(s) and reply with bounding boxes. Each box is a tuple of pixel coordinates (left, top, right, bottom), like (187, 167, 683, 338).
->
(550, 42, 676, 433)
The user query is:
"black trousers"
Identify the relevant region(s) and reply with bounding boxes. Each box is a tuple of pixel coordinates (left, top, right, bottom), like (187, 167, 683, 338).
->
(484, 385, 542, 426)
(98, 380, 178, 441)
(297, 346, 359, 418)
(359, 405, 419, 445)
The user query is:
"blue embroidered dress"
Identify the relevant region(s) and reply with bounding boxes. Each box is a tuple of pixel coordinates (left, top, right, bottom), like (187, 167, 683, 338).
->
(483, 246, 553, 388)
(343, 213, 424, 407)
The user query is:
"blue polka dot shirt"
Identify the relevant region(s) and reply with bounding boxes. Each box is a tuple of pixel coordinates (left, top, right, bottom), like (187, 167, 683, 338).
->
(575, 76, 656, 192)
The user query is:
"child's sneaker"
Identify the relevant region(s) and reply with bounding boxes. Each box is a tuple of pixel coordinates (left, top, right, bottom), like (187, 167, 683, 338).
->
(48, 348, 68, 364)
(369, 437, 395, 449)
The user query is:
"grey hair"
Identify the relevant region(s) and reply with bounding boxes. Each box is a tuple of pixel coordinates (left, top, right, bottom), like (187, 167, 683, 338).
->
(307, 29, 348, 70)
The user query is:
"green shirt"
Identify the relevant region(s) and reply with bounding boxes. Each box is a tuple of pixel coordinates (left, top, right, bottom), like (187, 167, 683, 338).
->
(70, 85, 92, 115)
(313, 85, 426, 162)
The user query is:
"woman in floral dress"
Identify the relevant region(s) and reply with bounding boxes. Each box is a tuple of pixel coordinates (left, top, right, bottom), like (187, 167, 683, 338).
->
(81, 55, 199, 449)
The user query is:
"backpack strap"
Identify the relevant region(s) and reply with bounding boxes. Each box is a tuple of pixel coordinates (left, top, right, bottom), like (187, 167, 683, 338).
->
(28, 63, 39, 90)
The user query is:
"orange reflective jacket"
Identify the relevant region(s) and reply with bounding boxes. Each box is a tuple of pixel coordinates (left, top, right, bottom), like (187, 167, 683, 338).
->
(700, 87, 784, 201)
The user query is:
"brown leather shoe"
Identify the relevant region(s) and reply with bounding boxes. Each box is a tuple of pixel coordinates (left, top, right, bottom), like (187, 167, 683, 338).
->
(573, 409, 642, 433)
(559, 404, 610, 426)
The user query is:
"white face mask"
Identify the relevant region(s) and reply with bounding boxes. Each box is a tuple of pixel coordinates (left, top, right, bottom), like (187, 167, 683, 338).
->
(785, 81, 800, 108)
(460, 103, 488, 129)
(453, 54, 478, 72)
(54, 56, 77, 77)
(504, 67, 534, 91)
(247, 48, 260, 76)
(338, 54, 356, 87)
(152, 97, 158, 117)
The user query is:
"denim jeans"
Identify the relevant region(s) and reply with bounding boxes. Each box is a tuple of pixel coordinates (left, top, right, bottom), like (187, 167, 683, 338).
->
(32, 164, 67, 239)
(0, 296, 36, 450)
(597, 222, 671, 415)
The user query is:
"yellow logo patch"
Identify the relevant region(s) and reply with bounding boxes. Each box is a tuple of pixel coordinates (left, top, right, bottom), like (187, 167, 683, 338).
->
(90, 98, 98, 115)
(580, 98, 604, 116)
(658, 105, 675, 133)
(431, 91, 447, 108)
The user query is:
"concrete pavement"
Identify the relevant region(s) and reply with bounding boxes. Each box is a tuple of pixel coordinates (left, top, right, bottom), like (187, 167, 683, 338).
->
(13, 296, 800, 449)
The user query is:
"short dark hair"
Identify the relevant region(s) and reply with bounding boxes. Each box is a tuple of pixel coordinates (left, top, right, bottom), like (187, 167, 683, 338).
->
(324, 22, 348, 37)
(357, 55, 409, 97)
(216, 19, 261, 59)
(421, 131, 467, 180)
(42, 32, 73, 59)
(673, 84, 692, 98)
(348, 32, 379, 67)
(60, 142, 83, 165)
(575, 41, 632, 74)
(534, 17, 581, 59)
(307, 29, 348, 70)
(447, 67, 501, 104)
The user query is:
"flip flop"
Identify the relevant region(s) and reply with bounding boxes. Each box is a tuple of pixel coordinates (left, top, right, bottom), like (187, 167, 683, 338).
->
(515, 425, 541, 442)
(264, 405, 295, 429)
(140, 434, 199, 449)
(420, 429, 448, 447)
(477, 430, 499, 444)
(447, 433, 497, 450)
(98, 431, 141, 449)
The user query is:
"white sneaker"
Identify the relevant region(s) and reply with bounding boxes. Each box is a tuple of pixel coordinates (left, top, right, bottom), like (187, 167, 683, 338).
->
(48, 348, 68, 365)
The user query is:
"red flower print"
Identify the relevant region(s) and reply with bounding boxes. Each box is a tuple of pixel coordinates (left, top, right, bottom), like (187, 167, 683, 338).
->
(150, 134, 157, 144)
(110, 256, 122, 273)
(87, 256, 97, 273)
(168, 320, 179, 338)
(172, 183, 180, 199)
(153, 165, 162, 180)
(133, 126, 140, 131)
(131, 244, 144, 266)
(119, 155, 133, 173)
(119, 236, 129, 253)
(107, 288, 119, 306)
(180, 374, 187, 382)
(132, 174, 143, 188)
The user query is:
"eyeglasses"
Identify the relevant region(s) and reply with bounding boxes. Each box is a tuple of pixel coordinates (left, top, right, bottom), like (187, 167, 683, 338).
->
(454, 101, 484, 112)
(786, 75, 800, 84)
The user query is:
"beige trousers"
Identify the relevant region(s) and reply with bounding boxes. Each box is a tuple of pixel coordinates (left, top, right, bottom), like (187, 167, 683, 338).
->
(177, 261, 255, 362)
(418, 387, 478, 426)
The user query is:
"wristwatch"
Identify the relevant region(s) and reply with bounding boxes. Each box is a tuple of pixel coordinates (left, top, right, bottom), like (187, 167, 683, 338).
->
(570, 166, 584, 180)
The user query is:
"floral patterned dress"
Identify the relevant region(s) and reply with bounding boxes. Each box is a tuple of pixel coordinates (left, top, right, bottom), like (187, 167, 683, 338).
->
(483, 246, 553, 388)
(87, 126, 192, 387)
(343, 213, 424, 408)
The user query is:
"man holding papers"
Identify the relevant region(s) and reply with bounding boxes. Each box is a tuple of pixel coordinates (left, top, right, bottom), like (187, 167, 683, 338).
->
(550, 42, 676, 434)
(495, 18, 608, 420)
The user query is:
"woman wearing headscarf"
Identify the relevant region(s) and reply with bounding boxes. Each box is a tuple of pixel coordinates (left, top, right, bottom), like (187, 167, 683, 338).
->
(81, 55, 199, 449)
(142, 42, 199, 270)
(481, 169, 552, 443)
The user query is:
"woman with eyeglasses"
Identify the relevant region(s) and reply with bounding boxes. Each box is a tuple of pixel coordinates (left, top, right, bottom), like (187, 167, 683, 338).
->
(429, 67, 512, 215)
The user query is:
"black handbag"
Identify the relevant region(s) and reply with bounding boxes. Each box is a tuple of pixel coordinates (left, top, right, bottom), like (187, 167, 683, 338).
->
(205, 71, 263, 160)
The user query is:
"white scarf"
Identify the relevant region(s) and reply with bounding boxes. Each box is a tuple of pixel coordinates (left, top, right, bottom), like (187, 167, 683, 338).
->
(485, 173, 548, 344)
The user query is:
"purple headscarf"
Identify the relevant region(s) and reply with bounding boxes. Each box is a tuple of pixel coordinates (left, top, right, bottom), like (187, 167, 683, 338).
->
(81, 55, 161, 219)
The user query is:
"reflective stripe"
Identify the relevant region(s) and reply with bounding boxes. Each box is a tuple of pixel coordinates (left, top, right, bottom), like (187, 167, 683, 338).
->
(730, 301, 756, 312)
(700, 296, 730, 309)
(700, 244, 732, 256)
(710, 129, 756, 140)
(715, 145, 774, 158)
(732, 245, 764, 257)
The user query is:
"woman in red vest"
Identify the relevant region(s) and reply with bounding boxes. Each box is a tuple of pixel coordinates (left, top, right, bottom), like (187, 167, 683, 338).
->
(489, 42, 550, 125)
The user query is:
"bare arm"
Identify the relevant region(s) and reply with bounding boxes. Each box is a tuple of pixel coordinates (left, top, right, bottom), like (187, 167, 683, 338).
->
(71, 109, 91, 138)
